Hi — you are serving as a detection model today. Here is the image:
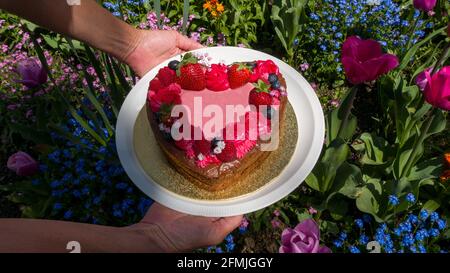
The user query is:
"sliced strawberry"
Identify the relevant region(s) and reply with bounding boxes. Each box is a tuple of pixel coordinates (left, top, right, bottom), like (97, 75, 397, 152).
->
(193, 138, 212, 155)
(178, 63, 206, 91)
(157, 67, 176, 87)
(249, 90, 272, 107)
(228, 63, 251, 89)
(216, 141, 237, 162)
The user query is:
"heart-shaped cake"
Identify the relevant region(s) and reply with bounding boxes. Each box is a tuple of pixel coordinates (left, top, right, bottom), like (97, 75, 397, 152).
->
(146, 53, 288, 191)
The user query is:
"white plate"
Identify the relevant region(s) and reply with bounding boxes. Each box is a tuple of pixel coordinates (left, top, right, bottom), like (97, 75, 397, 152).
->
(116, 46, 324, 217)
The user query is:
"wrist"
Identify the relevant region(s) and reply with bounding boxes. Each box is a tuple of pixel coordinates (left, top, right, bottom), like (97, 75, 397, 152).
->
(123, 29, 152, 76)
(125, 222, 181, 253)
(112, 27, 143, 64)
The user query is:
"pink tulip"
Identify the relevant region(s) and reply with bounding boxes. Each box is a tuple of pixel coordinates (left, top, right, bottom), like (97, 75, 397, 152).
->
(413, 0, 437, 12)
(423, 66, 450, 111)
(279, 219, 331, 253)
(7, 151, 39, 176)
(415, 67, 432, 91)
(14, 58, 47, 88)
(342, 36, 399, 85)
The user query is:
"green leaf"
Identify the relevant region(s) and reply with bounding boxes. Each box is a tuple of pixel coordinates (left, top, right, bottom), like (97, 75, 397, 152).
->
(22, 19, 38, 32)
(8, 123, 52, 144)
(359, 133, 391, 166)
(327, 195, 348, 220)
(408, 157, 444, 182)
(422, 200, 440, 212)
(398, 26, 446, 72)
(42, 35, 58, 49)
(305, 138, 349, 193)
(331, 162, 363, 199)
(356, 179, 383, 221)
(181, 0, 190, 34)
(154, 0, 161, 29)
(326, 87, 357, 144)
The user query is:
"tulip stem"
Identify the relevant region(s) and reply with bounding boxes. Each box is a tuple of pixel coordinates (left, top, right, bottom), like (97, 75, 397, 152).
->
(431, 42, 450, 75)
(401, 107, 438, 178)
(336, 85, 358, 140)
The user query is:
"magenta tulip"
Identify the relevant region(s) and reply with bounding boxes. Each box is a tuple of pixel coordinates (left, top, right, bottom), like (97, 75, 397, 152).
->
(15, 58, 47, 88)
(415, 67, 432, 91)
(342, 36, 399, 85)
(7, 151, 39, 176)
(413, 0, 437, 12)
(423, 66, 450, 111)
(279, 219, 331, 253)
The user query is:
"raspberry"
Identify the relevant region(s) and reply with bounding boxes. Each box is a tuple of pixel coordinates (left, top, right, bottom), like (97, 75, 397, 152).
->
(216, 142, 237, 162)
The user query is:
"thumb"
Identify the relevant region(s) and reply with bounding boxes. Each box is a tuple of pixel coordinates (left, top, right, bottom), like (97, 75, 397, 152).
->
(176, 32, 204, 51)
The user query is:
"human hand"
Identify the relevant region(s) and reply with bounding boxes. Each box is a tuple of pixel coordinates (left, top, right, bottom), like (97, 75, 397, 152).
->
(135, 202, 243, 252)
(125, 30, 204, 77)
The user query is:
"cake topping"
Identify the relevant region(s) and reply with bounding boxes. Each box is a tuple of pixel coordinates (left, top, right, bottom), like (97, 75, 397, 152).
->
(206, 63, 229, 91)
(216, 141, 237, 162)
(212, 138, 226, 154)
(157, 66, 176, 87)
(249, 80, 272, 108)
(249, 60, 280, 83)
(147, 57, 285, 168)
(194, 138, 212, 156)
(168, 60, 180, 71)
(228, 63, 251, 89)
(176, 53, 206, 91)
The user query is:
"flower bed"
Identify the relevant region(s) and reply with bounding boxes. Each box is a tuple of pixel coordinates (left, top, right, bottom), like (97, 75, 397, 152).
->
(0, 0, 449, 253)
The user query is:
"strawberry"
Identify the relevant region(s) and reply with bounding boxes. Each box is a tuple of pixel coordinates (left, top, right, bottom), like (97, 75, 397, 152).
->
(175, 53, 206, 91)
(249, 80, 272, 107)
(157, 67, 176, 87)
(216, 141, 237, 162)
(178, 63, 206, 91)
(193, 138, 212, 155)
(249, 90, 272, 107)
(228, 63, 251, 89)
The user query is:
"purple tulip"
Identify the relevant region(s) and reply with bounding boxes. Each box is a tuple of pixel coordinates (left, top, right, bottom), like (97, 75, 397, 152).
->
(15, 58, 47, 88)
(7, 151, 39, 176)
(279, 219, 332, 253)
(413, 0, 437, 12)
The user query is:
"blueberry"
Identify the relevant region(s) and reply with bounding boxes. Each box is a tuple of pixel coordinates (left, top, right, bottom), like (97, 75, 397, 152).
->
(168, 60, 180, 70)
(271, 80, 281, 89)
(268, 73, 278, 84)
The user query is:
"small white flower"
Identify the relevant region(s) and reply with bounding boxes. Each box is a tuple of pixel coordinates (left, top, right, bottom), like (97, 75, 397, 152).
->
(213, 147, 223, 154)
(216, 140, 226, 149)
(197, 153, 205, 161)
(158, 123, 165, 131)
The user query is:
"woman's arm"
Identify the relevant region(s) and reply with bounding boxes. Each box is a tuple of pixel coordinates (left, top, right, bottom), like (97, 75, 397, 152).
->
(0, 203, 242, 253)
(0, 0, 202, 76)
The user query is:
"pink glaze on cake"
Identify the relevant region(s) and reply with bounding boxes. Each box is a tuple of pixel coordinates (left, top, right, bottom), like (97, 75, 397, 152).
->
(178, 82, 254, 140)
(172, 82, 273, 168)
